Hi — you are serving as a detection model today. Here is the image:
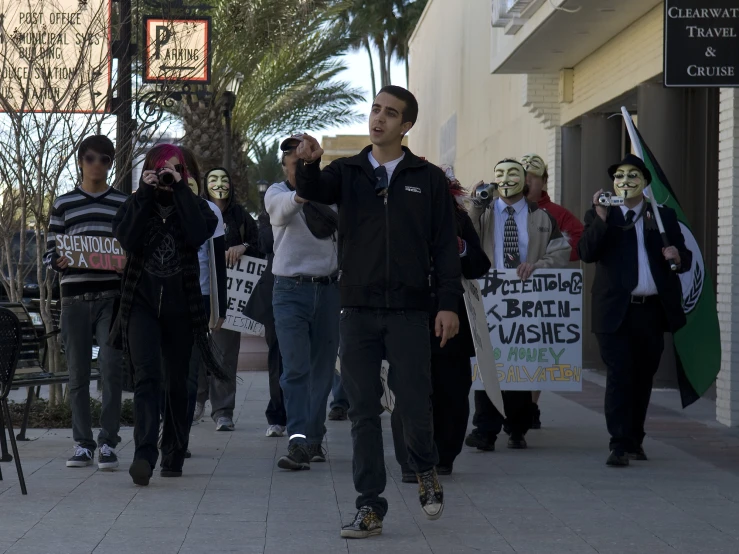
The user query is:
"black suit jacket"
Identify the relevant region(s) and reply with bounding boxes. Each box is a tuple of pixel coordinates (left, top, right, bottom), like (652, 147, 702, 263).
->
(242, 212, 275, 327)
(578, 202, 691, 335)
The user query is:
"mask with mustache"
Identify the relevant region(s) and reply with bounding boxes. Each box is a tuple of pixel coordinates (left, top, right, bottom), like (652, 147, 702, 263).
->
(494, 160, 526, 198)
(613, 164, 645, 199)
(206, 169, 231, 200)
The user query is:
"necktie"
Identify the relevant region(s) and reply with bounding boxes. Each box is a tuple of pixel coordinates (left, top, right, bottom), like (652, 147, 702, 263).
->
(374, 165, 388, 196)
(625, 210, 636, 225)
(623, 209, 638, 290)
(503, 206, 520, 268)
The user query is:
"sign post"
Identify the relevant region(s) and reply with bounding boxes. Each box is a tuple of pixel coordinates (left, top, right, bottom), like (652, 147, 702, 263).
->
(664, 0, 739, 87)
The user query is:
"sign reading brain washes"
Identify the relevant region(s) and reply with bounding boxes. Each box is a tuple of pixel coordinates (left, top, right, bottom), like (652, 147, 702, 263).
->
(471, 269, 583, 392)
(55, 234, 125, 271)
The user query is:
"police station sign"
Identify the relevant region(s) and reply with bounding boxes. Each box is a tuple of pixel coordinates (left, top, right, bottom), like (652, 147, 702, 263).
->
(0, 0, 110, 112)
(664, 0, 739, 87)
(143, 16, 211, 83)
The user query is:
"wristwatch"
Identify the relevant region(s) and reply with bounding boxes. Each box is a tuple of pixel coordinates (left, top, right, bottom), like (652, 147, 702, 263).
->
(242, 242, 249, 250)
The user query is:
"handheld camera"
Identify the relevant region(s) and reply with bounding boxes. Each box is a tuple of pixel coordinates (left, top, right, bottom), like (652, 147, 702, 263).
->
(597, 191, 625, 207)
(156, 168, 175, 186)
(474, 183, 497, 202)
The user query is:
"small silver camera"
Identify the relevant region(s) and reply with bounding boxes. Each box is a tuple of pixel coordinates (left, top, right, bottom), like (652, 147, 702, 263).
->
(598, 192, 625, 207)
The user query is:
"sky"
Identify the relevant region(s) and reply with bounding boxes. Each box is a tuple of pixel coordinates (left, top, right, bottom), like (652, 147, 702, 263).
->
(313, 50, 407, 144)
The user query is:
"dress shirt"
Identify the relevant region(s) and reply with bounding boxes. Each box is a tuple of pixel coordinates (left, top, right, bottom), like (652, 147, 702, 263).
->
(620, 201, 658, 296)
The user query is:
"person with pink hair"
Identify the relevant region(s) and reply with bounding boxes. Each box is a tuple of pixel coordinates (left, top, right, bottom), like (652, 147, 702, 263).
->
(110, 144, 225, 486)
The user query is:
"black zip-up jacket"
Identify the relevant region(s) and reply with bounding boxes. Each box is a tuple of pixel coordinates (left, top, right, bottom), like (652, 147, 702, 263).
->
(296, 146, 463, 313)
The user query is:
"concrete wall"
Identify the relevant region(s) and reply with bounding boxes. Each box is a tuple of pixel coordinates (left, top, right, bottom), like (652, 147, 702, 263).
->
(408, 0, 549, 188)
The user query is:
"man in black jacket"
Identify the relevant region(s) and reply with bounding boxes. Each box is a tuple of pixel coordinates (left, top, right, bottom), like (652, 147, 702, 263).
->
(295, 86, 463, 539)
(579, 154, 691, 468)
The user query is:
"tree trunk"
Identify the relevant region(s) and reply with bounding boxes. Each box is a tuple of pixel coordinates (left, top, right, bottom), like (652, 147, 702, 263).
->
(376, 38, 389, 88)
(364, 39, 377, 99)
(405, 45, 410, 87)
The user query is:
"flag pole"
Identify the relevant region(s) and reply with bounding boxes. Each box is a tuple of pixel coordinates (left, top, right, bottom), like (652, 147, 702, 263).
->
(621, 107, 678, 271)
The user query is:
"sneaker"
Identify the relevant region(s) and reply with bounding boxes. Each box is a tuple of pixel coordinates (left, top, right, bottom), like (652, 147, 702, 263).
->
(216, 417, 235, 432)
(277, 441, 311, 471)
(417, 469, 444, 520)
(401, 470, 417, 484)
(129, 459, 153, 486)
(184, 449, 192, 459)
(627, 446, 648, 461)
(309, 443, 327, 463)
(193, 402, 205, 422)
(340, 506, 383, 539)
(607, 450, 630, 467)
(66, 445, 93, 468)
(266, 424, 286, 437)
(436, 464, 453, 476)
(507, 434, 527, 449)
(328, 406, 348, 421)
(465, 429, 496, 451)
(98, 444, 119, 470)
(160, 467, 183, 477)
(531, 405, 542, 430)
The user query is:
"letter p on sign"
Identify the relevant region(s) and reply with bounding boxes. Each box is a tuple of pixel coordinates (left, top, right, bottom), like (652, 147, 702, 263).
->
(155, 25, 172, 59)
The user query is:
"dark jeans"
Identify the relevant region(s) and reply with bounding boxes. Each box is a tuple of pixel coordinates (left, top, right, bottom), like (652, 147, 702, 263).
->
(330, 371, 350, 411)
(392, 353, 471, 471)
(472, 390, 533, 439)
(264, 320, 286, 426)
(596, 298, 664, 453)
(128, 302, 193, 471)
(60, 294, 123, 450)
(340, 308, 436, 518)
(273, 277, 340, 444)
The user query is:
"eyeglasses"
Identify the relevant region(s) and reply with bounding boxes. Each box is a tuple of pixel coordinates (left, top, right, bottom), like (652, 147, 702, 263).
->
(83, 153, 112, 165)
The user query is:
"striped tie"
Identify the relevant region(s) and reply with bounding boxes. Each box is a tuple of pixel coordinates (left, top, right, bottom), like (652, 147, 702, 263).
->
(503, 206, 520, 269)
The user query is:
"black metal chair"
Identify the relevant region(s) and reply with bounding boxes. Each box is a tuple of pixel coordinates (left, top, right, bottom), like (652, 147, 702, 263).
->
(0, 306, 27, 494)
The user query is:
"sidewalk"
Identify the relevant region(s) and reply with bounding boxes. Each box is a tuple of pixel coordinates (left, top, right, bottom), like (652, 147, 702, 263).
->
(2, 371, 739, 554)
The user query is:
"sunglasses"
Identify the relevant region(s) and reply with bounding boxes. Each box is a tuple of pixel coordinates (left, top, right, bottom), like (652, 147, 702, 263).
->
(82, 153, 112, 165)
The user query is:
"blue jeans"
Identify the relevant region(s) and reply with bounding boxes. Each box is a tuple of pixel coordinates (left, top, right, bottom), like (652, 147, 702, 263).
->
(272, 277, 340, 445)
(330, 372, 349, 411)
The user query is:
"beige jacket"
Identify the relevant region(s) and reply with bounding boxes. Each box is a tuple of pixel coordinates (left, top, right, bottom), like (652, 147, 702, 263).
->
(468, 197, 571, 268)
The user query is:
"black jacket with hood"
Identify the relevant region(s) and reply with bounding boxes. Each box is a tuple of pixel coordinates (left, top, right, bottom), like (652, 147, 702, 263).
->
(204, 167, 260, 253)
(296, 145, 463, 313)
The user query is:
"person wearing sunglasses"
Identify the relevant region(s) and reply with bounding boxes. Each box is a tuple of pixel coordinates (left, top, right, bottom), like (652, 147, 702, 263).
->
(110, 144, 226, 486)
(43, 135, 128, 471)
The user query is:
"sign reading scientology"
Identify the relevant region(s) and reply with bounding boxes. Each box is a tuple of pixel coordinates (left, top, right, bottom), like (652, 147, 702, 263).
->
(664, 0, 739, 87)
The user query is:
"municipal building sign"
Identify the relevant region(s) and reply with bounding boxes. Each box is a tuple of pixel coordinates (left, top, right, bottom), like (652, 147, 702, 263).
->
(664, 0, 739, 87)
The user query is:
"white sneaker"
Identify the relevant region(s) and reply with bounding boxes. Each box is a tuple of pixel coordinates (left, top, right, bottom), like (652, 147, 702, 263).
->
(66, 445, 93, 467)
(216, 417, 235, 432)
(266, 424, 286, 438)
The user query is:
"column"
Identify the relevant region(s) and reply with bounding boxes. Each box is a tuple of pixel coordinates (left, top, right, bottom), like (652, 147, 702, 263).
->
(717, 88, 739, 427)
(579, 114, 622, 371)
(560, 125, 582, 218)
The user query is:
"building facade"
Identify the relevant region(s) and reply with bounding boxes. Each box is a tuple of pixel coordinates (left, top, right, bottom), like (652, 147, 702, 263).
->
(409, 0, 739, 426)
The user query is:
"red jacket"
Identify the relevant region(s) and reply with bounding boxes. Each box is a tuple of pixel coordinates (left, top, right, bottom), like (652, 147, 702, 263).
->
(537, 191, 583, 261)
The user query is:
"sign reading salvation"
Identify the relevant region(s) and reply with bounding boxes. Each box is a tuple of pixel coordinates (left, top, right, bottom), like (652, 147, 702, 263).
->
(475, 269, 583, 391)
(143, 16, 211, 83)
(222, 255, 267, 335)
(664, 1, 739, 87)
(55, 234, 125, 271)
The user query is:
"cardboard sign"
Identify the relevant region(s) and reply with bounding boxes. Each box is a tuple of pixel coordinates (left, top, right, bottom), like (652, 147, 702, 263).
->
(476, 269, 583, 391)
(55, 234, 125, 271)
(335, 358, 394, 413)
(463, 278, 505, 416)
(222, 255, 267, 335)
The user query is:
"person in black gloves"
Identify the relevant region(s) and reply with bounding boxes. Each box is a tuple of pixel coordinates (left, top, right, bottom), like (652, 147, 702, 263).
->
(111, 144, 222, 486)
(391, 166, 491, 481)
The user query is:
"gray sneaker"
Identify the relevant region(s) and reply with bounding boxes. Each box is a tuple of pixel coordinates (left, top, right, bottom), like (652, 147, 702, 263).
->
(216, 417, 235, 432)
(193, 402, 205, 423)
(266, 424, 286, 437)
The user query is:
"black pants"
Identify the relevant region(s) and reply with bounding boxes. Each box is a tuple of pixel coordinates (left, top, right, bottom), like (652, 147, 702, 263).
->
(596, 298, 665, 453)
(264, 320, 286, 426)
(392, 353, 471, 470)
(472, 390, 532, 439)
(340, 309, 436, 518)
(129, 303, 193, 471)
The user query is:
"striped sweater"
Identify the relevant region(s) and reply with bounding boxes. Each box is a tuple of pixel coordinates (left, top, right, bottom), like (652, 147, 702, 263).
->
(44, 186, 129, 296)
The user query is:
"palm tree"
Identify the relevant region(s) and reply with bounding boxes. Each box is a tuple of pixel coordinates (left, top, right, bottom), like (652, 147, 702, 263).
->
(180, 0, 364, 206)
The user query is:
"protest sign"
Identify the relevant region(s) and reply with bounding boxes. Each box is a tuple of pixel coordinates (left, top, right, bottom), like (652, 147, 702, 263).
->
(222, 255, 268, 335)
(336, 358, 394, 413)
(475, 269, 583, 391)
(462, 278, 505, 415)
(55, 234, 126, 271)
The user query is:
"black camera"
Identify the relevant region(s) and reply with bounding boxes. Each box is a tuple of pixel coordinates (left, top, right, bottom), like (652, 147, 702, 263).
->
(598, 192, 625, 207)
(156, 168, 175, 186)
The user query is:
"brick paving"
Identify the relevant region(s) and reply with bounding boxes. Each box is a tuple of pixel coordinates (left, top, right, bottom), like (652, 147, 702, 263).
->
(1, 371, 739, 553)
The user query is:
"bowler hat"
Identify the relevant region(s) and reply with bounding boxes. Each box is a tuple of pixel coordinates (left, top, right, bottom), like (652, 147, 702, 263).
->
(607, 154, 652, 184)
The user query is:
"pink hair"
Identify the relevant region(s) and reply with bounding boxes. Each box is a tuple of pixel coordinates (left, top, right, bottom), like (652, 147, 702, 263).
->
(143, 144, 190, 181)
